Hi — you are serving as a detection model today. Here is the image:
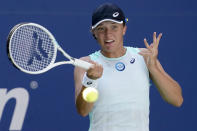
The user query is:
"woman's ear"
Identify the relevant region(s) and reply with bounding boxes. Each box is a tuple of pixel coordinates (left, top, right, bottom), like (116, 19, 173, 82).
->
(123, 25, 127, 36)
(90, 28, 97, 40)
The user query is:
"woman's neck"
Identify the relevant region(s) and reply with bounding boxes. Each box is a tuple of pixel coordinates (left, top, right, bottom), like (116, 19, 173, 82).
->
(101, 46, 126, 58)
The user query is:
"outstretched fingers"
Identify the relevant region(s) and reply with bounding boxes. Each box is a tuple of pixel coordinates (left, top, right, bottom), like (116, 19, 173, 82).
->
(156, 33, 162, 47)
(144, 38, 151, 50)
(153, 32, 162, 49)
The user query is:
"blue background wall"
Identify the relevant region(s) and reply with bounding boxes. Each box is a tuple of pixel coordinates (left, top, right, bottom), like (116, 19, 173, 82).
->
(0, 0, 196, 130)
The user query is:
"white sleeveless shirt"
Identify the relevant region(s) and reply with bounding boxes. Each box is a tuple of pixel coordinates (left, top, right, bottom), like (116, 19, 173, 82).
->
(88, 47, 150, 131)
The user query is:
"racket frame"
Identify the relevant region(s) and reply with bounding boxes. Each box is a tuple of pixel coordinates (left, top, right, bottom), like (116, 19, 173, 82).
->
(7, 23, 92, 74)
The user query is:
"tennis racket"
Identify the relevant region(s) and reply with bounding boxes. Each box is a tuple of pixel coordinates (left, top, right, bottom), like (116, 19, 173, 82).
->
(7, 22, 93, 74)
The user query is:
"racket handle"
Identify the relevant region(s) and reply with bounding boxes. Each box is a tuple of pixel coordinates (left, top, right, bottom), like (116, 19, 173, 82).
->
(73, 59, 93, 70)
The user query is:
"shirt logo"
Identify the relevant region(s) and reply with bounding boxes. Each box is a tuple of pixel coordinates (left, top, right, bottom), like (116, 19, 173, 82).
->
(130, 58, 135, 64)
(113, 12, 119, 17)
(115, 62, 125, 71)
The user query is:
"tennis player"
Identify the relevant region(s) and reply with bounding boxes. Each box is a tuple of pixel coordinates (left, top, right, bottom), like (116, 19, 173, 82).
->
(74, 3, 183, 131)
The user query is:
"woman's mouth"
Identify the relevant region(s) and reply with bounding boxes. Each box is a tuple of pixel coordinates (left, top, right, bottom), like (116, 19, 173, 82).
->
(104, 40, 115, 46)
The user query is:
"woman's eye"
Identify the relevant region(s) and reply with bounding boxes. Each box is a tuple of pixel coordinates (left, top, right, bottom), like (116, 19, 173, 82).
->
(97, 27, 104, 31)
(112, 25, 118, 29)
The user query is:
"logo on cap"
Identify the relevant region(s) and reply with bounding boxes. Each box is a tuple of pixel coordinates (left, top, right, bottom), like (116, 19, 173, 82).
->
(113, 12, 119, 17)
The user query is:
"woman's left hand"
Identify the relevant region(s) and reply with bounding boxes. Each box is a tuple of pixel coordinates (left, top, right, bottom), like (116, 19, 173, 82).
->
(139, 32, 162, 70)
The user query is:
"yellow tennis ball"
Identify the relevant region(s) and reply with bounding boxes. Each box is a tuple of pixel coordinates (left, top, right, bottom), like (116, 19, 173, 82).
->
(82, 87, 98, 103)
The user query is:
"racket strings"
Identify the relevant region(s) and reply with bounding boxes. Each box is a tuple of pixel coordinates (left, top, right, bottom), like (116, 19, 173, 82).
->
(9, 25, 56, 72)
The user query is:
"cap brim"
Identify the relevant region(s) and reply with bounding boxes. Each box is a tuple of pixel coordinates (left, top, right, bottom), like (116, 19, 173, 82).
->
(92, 19, 123, 29)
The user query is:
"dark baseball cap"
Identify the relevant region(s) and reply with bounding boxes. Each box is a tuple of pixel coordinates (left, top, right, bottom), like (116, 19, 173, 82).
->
(92, 3, 126, 29)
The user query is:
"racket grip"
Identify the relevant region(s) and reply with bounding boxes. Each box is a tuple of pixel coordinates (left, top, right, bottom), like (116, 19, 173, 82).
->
(73, 59, 93, 70)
